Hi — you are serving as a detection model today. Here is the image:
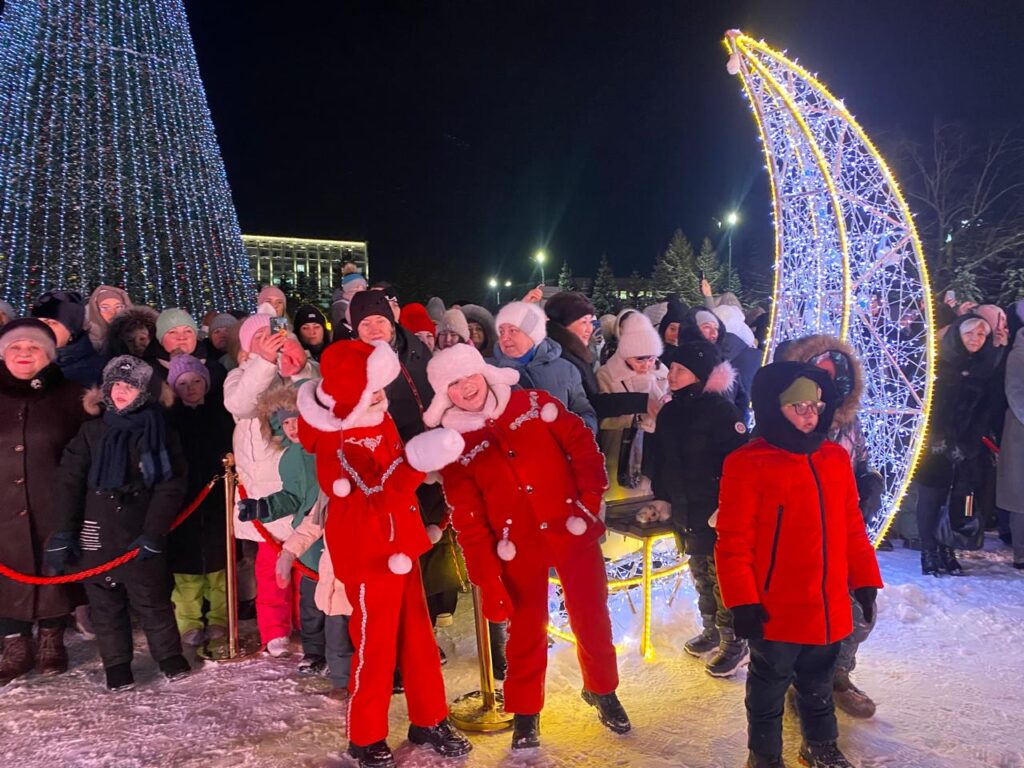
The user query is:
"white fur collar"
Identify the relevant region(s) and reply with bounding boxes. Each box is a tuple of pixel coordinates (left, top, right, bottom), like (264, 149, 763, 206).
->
(440, 384, 511, 434)
(297, 379, 344, 432)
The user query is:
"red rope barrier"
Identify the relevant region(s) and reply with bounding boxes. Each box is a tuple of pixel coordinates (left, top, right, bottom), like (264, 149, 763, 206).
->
(237, 483, 320, 582)
(0, 477, 219, 585)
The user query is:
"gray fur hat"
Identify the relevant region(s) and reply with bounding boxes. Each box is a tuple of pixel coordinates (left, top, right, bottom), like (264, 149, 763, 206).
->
(102, 355, 154, 410)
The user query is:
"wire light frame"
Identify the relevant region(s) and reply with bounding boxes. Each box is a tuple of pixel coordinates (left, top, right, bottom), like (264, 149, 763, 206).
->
(723, 31, 935, 544)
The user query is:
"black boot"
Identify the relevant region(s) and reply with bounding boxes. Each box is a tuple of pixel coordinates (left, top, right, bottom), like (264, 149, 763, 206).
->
(408, 718, 472, 757)
(747, 751, 787, 767)
(346, 740, 395, 768)
(159, 654, 191, 681)
(939, 546, 963, 575)
(581, 689, 631, 734)
(105, 662, 135, 691)
(489, 621, 508, 681)
(511, 713, 540, 750)
(921, 549, 941, 576)
(683, 617, 720, 657)
(705, 627, 750, 677)
(392, 668, 404, 694)
(797, 741, 853, 767)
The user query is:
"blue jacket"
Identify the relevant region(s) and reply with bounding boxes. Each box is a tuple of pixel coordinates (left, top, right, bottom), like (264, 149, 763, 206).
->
(490, 337, 598, 432)
(57, 333, 109, 388)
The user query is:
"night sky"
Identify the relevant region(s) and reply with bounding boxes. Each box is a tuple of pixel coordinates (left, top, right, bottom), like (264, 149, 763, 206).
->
(185, 0, 1024, 299)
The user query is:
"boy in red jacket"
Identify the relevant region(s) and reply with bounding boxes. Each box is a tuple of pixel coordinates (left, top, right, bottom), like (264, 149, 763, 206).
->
(715, 362, 882, 768)
(423, 344, 629, 751)
(296, 340, 471, 768)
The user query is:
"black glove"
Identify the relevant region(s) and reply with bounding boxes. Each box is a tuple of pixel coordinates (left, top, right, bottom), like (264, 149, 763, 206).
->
(44, 531, 81, 575)
(731, 603, 769, 640)
(853, 586, 877, 624)
(238, 498, 269, 522)
(130, 534, 165, 561)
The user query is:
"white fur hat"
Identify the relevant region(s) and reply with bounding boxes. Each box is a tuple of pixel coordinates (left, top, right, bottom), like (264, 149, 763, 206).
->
(615, 311, 663, 360)
(494, 301, 547, 347)
(713, 304, 757, 348)
(423, 344, 520, 427)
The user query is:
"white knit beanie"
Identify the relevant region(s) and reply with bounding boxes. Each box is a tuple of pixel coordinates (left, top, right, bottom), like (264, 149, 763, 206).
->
(495, 301, 547, 347)
(615, 312, 663, 359)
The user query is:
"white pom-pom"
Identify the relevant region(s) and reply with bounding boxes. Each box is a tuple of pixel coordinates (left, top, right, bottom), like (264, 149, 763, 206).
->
(497, 539, 517, 561)
(332, 478, 351, 497)
(540, 402, 559, 422)
(425, 524, 443, 544)
(388, 553, 413, 574)
(566, 516, 587, 536)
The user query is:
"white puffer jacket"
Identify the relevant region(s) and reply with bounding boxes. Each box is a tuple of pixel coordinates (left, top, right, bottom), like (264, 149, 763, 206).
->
(224, 354, 318, 542)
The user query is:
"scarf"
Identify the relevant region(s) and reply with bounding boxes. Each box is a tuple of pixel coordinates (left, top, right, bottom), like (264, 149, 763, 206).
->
(89, 405, 172, 491)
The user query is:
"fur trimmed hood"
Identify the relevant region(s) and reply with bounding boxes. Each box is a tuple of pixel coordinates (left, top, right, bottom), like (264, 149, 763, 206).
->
(704, 360, 738, 396)
(255, 381, 300, 447)
(776, 334, 863, 430)
(82, 379, 175, 416)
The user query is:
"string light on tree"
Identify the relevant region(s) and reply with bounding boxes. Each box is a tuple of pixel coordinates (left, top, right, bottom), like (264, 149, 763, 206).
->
(0, 0, 255, 314)
(723, 30, 936, 545)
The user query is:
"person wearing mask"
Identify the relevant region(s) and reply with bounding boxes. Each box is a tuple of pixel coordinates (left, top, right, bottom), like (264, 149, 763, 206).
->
(491, 301, 597, 433)
(425, 344, 629, 750)
(86, 285, 132, 351)
(544, 291, 600, 403)
(30, 290, 108, 388)
(0, 319, 89, 684)
(916, 314, 999, 575)
(716, 362, 882, 768)
(293, 304, 332, 361)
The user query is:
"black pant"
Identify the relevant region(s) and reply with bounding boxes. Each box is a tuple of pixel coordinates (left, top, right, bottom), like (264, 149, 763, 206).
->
(916, 484, 966, 552)
(0, 616, 66, 636)
(746, 639, 841, 757)
(688, 552, 732, 630)
(84, 560, 182, 668)
(425, 589, 459, 626)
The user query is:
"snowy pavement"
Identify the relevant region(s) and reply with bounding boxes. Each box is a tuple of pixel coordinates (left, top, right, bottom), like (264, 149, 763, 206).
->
(2, 538, 1023, 768)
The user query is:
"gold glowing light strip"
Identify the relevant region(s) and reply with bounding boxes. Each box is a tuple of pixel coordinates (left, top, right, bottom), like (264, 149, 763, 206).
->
(729, 32, 852, 343)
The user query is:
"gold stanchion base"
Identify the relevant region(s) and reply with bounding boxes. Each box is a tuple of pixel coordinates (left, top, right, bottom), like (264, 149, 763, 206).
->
(449, 690, 514, 732)
(197, 632, 263, 663)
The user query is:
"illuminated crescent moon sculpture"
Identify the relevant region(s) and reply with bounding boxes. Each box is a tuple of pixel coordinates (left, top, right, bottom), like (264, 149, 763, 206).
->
(723, 30, 936, 544)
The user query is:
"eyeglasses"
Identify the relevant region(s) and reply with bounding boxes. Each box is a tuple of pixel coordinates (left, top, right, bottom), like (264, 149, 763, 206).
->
(786, 400, 826, 416)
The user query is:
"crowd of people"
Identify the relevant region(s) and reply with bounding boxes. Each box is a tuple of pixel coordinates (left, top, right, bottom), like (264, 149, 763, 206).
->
(0, 271, 1021, 768)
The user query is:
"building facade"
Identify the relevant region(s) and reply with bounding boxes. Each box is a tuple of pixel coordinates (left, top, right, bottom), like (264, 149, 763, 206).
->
(242, 234, 368, 307)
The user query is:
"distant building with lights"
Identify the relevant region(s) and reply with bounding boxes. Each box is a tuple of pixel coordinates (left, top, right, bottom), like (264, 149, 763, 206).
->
(241, 234, 369, 307)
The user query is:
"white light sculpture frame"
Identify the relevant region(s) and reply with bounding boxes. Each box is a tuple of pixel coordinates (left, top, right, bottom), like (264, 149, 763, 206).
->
(724, 30, 936, 544)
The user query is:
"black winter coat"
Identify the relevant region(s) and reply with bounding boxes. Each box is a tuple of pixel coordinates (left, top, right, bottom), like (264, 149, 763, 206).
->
(167, 401, 235, 574)
(0, 364, 88, 621)
(55, 406, 188, 582)
(57, 332, 109, 388)
(547, 321, 600, 402)
(918, 314, 1000, 489)
(651, 384, 748, 555)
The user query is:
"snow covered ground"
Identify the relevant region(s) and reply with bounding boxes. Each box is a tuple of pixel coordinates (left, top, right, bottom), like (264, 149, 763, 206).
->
(3, 537, 1023, 768)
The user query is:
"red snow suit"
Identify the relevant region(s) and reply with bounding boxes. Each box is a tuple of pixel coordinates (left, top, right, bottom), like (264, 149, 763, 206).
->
(715, 437, 883, 646)
(441, 389, 617, 714)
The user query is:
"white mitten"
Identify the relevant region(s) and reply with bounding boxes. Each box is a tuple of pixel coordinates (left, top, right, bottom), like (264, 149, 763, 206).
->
(275, 551, 296, 589)
(425, 524, 443, 544)
(405, 428, 466, 473)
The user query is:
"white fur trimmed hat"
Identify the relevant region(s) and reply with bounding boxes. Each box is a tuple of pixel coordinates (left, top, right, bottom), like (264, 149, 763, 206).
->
(615, 311, 663, 360)
(423, 344, 520, 427)
(495, 301, 547, 347)
(298, 339, 400, 432)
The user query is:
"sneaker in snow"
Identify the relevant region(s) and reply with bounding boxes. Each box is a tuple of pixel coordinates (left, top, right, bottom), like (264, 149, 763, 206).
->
(581, 689, 631, 734)
(181, 627, 205, 647)
(798, 741, 854, 768)
(684, 626, 720, 657)
(833, 671, 876, 719)
(298, 654, 327, 674)
(265, 636, 292, 657)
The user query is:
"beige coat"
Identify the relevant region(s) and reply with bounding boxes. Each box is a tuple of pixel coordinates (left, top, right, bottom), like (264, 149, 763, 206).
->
(281, 494, 353, 616)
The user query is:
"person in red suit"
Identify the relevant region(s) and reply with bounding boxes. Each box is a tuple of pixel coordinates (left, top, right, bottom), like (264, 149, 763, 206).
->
(715, 361, 883, 768)
(296, 339, 471, 768)
(423, 343, 629, 751)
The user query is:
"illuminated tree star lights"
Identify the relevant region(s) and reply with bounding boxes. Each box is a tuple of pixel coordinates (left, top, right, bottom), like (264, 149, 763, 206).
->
(0, 0, 255, 314)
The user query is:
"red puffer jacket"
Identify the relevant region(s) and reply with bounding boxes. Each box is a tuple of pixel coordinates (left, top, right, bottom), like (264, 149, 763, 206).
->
(298, 414, 431, 584)
(440, 389, 608, 584)
(715, 437, 882, 645)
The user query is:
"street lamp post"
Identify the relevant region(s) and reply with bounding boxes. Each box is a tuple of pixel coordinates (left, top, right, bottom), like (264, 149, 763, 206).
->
(489, 278, 500, 305)
(723, 211, 739, 284)
(535, 250, 547, 285)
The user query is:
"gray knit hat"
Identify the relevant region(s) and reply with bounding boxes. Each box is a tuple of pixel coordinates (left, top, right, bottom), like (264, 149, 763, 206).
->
(102, 355, 154, 411)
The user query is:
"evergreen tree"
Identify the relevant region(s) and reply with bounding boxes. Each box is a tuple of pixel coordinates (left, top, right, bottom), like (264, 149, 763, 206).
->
(558, 260, 577, 291)
(591, 254, 618, 316)
(949, 264, 983, 303)
(695, 237, 723, 298)
(651, 229, 696, 300)
(626, 269, 652, 308)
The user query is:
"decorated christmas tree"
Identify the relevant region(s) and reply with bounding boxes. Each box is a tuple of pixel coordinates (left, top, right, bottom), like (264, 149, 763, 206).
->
(0, 0, 254, 314)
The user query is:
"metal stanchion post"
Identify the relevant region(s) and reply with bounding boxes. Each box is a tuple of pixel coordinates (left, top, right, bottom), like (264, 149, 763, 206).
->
(448, 586, 514, 732)
(200, 453, 259, 661)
